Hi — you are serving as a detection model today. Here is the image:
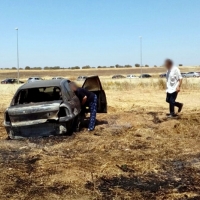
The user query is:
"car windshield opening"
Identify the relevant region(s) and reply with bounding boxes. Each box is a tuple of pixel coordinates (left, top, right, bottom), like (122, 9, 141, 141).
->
(14, 86, 62, 105)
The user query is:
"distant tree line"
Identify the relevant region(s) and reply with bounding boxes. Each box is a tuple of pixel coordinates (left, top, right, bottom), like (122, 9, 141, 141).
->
(0, 64, 164, 70)
(25, 66, 43, 70)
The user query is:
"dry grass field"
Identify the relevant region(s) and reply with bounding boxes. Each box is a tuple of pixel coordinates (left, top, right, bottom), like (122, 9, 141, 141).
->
(0, 68, 200, 200)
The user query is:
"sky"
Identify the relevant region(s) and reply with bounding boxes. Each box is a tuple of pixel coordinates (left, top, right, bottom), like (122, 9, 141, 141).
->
(0, 0, 200, 68)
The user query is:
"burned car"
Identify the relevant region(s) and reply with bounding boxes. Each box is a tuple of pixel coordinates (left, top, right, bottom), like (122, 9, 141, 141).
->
(4, 76, 107, 139)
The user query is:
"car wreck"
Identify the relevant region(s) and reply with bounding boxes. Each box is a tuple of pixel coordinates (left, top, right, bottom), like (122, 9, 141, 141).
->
(4, 76, 107, 139)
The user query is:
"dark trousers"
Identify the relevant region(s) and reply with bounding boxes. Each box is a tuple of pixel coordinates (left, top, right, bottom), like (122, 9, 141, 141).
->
(166, 92, 181, 114)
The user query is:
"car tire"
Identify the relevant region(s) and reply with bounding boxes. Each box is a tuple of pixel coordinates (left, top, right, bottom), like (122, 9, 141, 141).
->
(77, 112, 86, 131)
(66, 119, 75, 135)
(66, 115, 83, 134)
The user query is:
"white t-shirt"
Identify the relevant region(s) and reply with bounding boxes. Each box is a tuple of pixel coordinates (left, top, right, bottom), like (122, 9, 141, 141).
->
(166, 66, 182, 93)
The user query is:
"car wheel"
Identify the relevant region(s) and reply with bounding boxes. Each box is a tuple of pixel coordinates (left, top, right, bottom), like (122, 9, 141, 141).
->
(66, 115, 83, 134)
(66, 119, 75, 135)
(193, 76, 196, 78)
(77, 112, 86, 131)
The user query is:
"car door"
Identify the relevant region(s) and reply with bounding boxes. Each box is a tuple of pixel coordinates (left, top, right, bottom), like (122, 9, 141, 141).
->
(82, 76, 107, 113)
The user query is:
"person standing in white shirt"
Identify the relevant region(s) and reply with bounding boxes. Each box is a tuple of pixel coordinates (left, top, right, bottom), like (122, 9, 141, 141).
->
(165, 59, 183, 117)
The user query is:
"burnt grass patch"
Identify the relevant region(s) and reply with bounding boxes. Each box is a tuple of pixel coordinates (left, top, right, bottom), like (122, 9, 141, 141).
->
(0, 111, 200, 199)
(85, 156, 200, 199)
(147, 112, 163, 124)
(1, 152, 69, 199)
(3, 177, 70, 199)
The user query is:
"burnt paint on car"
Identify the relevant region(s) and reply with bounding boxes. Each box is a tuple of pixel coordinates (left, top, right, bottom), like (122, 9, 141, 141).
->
(4, 79, 81, 139)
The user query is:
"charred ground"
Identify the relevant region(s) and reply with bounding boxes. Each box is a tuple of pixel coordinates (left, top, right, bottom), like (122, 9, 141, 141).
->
(0, 102, 200, 199)
(0, 82, 200, 199)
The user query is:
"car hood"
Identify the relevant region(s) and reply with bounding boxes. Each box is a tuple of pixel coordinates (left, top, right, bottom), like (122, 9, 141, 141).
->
(7, 100, 62, 127)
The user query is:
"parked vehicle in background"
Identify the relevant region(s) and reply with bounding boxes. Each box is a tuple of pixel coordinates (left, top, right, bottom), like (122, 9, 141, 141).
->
(112, 75, 126, 79)
(77, 76, 87, 81)
(139, 74, 152, 78)
(181, 73, 186, 77)
(52, 77, 64, 80)
(1, 78, 24, 84)
(182, 72, 200, 78)
(28, 77, 43, 83)
(159, 73, 166, 78)
(4, 76, 107, 139)
(126, 74, 138, 79)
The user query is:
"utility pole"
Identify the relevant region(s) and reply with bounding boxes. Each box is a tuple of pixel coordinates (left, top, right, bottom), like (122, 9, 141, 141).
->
(139, 36, 143, 77)
(15, 28, 19, 84)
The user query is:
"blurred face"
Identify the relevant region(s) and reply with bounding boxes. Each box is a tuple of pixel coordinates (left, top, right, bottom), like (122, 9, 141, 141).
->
(164, 60, 173, 70)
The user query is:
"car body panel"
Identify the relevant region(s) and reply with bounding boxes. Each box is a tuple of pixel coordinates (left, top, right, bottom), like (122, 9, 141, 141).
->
(181, 73, 186, 77)
(52, 77, 64, 80)
(1, 78, 24, 84)
(112, 75, 126, 79)
(5, 122, 67, 139)
(77, 76, 87, 81)
(159, 73, 166, 78)
(126, 74, 138, 78)
(183, 72, 200, 78)
(28, 77, 43, 83)
(139, 74, 152, 78)
(7, 101, 61, 127)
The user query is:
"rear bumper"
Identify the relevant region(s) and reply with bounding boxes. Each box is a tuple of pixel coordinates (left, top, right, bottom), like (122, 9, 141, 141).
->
(5, 122, 68, 139)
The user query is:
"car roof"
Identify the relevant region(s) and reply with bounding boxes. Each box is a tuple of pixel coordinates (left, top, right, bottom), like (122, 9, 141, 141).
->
(19, 79, 65, 90)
